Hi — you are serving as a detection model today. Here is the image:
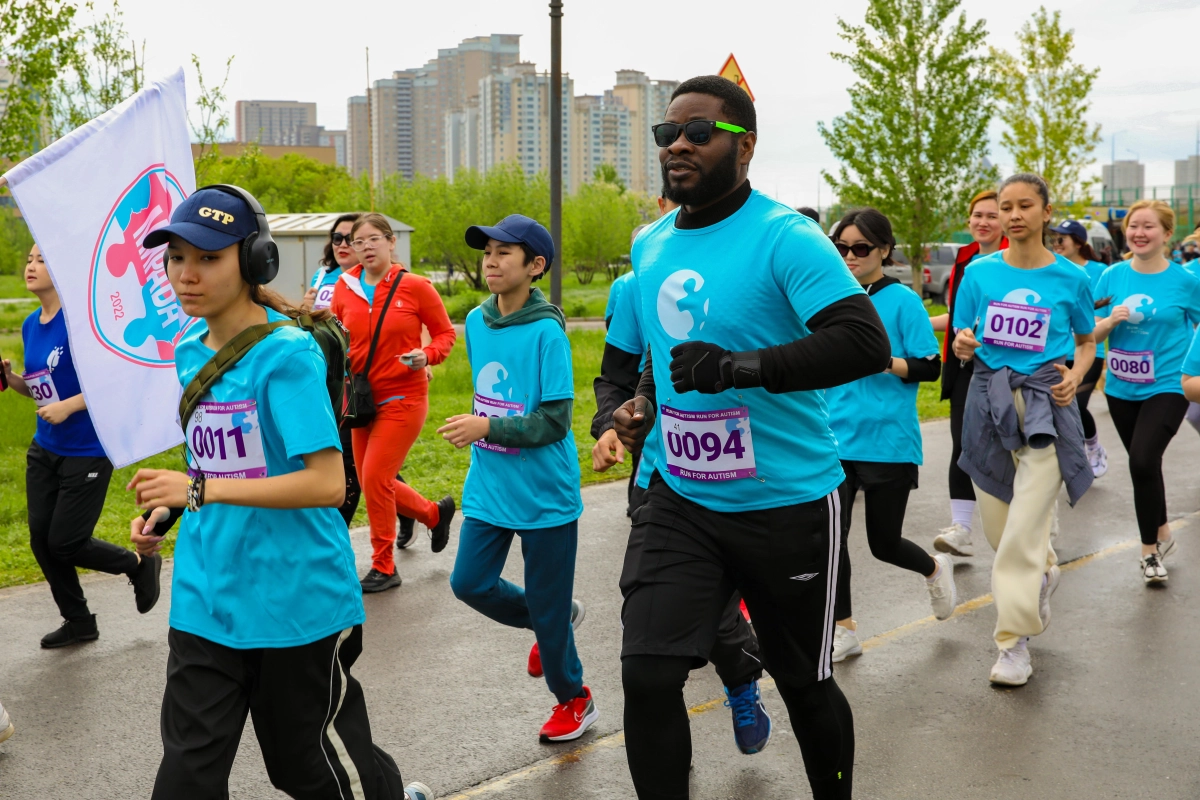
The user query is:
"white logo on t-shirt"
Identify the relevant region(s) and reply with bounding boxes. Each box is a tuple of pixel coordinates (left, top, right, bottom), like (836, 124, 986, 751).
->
(1002, 289, 1042, 306)
(477, 361, 517, 402)
(46, 346, 63, 371)
(657, 270, 709, 340)
(1121, 294, 1156, 325)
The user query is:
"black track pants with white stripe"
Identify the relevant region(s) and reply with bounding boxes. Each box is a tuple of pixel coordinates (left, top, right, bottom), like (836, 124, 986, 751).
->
(153, 626, 405, 800)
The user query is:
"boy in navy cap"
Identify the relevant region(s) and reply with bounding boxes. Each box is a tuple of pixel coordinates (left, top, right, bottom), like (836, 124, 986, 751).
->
(437, 214, 597, 743)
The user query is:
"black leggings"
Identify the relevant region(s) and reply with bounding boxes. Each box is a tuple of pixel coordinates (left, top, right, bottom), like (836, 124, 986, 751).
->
(338, 425, 413, 530)
(1106, 392, 1189, 545)
(835, 462, 935, 621)
(1077, 358, 1104, 440)
(623, 655, 853, 800)
(948, 373, 976, 502)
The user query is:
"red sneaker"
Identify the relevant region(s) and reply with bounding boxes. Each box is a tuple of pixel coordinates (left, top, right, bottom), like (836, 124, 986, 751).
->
(539, 686, 599, 742)
(528, 642, 543, 678)
(740, 598, 751, 624)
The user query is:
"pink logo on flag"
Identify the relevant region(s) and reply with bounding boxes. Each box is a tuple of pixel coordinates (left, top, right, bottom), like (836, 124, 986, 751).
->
(88, 165, 194, 366)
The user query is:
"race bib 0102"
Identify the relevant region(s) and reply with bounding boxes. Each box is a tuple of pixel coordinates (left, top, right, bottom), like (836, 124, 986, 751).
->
(472, 393, 526, 455)
(660, 405, 756, 481)
(1107, 349, 1155, 384)
(23, 369, 60, 408)
(983, 300, 1050, 353)
(186, 399, 267, 478)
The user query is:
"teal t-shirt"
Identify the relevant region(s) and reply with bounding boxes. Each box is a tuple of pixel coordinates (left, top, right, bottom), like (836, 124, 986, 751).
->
(826, 281, 940, 465)
(461, 309, 584, 529)
(604, 273, 657, 488)
(631, 189, 863, 511)
(1182, 325, 1200, 377)
(606, 271, 634, 322)
(171, 307, 363, 649)
(361, 277, 377, 306)
(1078, 259, 1108, 358)
(952, 251, 1094, 374)
(1095, 261, 1200, 401)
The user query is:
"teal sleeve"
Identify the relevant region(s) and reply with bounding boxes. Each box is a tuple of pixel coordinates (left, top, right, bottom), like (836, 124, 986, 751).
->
(486, 398, 574, 448)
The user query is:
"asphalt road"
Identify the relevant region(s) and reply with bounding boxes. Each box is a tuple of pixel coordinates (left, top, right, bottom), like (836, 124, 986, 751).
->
(2, 397, 1200, 799)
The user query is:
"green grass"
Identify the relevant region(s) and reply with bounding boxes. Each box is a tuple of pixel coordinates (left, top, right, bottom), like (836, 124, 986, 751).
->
(0, 297, 953, 589)
(0, 275, 27, 299)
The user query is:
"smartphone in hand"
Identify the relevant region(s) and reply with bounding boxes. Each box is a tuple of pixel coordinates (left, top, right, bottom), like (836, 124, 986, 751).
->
(0, 353, 8, 391)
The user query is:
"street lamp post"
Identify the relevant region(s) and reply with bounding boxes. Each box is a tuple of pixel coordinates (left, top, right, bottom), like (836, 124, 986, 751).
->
(549, 0, 563, 308)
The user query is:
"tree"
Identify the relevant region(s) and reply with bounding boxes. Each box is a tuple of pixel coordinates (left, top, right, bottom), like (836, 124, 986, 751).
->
(993, 7, 1101, 206)
(47, 0, 144, 139)
(198, 145, 354, 213)
(592, 163, 626, 193)
(189, 53, 234, 183)
(818, 0, 997, 285)
(0, 0, 83, 162)
(563, 181, 649, 284)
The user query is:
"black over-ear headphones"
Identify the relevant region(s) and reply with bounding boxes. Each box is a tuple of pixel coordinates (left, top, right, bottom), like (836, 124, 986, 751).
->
(200, 184, 280, 285)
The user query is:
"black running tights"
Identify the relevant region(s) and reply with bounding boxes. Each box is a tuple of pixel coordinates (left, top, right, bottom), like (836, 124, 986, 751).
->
(948, 374, 976, 502)
(1106, 392, 1189, 545)
(623, 655, 854, 799)
(1077, 358, 1104, 440)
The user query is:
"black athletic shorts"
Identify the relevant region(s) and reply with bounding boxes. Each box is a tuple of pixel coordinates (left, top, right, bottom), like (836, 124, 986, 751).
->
(840, 460, 919, 492)
(619, 473, 843, 687)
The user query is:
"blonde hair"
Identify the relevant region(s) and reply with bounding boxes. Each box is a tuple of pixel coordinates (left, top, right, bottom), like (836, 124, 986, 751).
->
(967, 189, 998, 215)
(1122, 200, 1175, 237)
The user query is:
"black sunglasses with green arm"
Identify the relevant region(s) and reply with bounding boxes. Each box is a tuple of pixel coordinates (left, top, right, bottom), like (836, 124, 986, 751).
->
(652, 119, 751, 148)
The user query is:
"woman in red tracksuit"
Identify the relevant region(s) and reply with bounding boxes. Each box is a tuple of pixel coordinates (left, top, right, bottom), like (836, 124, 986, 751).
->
(331, 213, 458, 593)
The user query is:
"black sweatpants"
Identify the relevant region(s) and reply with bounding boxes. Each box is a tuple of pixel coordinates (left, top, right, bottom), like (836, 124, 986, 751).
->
(1106, 392, 1189, 545)
(835, 461, 934, 621)
(620, 476, 853, 799)
(338, 425, 362, 527)
(153, 626, 405, 800)
(1076, 358, 1104, 440)
(26, 441, 137, 622)
(948, 372, 976, 502)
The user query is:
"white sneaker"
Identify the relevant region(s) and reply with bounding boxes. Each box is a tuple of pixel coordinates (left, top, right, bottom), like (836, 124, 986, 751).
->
(1141, 554, 1168, 584)
(926, 554, 958, 620)
(989, 639, 1032, 686)
(1039, 565, 1061, 631)
(0, 700, 12, 744)
(933, 523, 974, 557)
(831, 625, 862, 663)
(1157, 537, 1178, 562)
(404, 781, 435, 800)
(1088, 443, 1108, 478)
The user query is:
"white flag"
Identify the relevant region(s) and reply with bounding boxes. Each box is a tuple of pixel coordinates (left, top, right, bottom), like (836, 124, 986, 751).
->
(3, 69, 196, 467)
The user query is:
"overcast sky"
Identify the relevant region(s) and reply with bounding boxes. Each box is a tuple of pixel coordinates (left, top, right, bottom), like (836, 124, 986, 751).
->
(116, 0, 1200, 207)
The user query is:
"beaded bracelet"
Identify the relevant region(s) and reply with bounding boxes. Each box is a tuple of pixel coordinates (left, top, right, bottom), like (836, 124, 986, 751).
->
(187, 473, 206, 512)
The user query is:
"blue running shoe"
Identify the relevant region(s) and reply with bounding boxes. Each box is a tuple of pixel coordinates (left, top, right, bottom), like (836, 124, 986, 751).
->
(724, 680, 772, 755)
(404, 781, 434, 800)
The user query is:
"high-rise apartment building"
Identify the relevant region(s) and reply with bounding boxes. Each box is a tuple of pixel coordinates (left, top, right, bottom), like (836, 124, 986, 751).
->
(479, 63, 573, 184)
(1103, 160, 1145, 197)
(1175, 155, 1200, 189)
(347, 96, 369, 177)
(612, 70, 678, 194)
(371, 73, 416, 182)
(411, 61, 440, 179)
(445, 100, 481, 178)
(571, 92, 632, 192)
(319, 129, 347, 168)
(235, 100, 318, 146)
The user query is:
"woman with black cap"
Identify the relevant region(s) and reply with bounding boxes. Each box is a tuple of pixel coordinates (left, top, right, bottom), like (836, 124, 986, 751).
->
(127, 185, 433, 800)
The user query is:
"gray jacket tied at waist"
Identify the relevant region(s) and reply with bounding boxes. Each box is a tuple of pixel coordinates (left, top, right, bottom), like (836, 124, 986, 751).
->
(957, 357, 1093, 507)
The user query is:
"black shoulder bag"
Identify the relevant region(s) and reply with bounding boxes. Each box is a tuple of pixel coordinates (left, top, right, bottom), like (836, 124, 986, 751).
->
(346, 272, 403, 429)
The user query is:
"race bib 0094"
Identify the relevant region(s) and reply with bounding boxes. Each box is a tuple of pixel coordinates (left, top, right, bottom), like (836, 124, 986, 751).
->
(472, 393, 526, 455)
(186, 400, 267, 478)
(983, 300, 1050, 353)
(1107, 349, 1155, 384)
(660, 405, 756, 481)
(23, 369, 60, 408)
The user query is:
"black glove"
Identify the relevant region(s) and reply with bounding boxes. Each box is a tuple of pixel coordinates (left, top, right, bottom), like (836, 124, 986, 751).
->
(669, 342, 763, 394)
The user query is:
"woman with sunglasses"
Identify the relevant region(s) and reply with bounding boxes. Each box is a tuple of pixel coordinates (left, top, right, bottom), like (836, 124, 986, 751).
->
(952, 173, 1095, 686)
(825, 208, 958, 663)
(1051, 220, 1111, 478)
(930, 190, 1008, 559)
(331, 213, 458, 593)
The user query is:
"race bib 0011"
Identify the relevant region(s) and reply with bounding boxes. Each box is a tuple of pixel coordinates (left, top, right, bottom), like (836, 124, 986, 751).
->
(472, 393, 526, 455)
(312, 283, 335, 311)
(983, 300, 1050, 353)
(186, 400, 267, 478)
(660, 405, 756, 481)
(1107, 349, 1155, 384)
(23, 369, 60, 408)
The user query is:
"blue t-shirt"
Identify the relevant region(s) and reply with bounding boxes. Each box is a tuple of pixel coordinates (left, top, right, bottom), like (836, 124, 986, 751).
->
(827, 282, 940, 465)
(606, 271, 634, 323)
(1094, 261, 1200, 401)
(952, 251, 1095, 374)
(1182, 325, 1200, 378)
(604, 273, 657, 487)
(171, 307, 362, 649)
(1078, 259, 1108, 358)
(631, 190, 863, 511)
(21, 308, 106, 457)
(461, 309, 583, 529)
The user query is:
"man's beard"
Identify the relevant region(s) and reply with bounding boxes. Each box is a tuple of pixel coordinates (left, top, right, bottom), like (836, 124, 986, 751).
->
(661, 143, 740, 208)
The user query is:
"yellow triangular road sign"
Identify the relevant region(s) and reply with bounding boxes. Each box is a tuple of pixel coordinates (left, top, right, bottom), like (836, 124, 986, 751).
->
(718, 54, 755, 101)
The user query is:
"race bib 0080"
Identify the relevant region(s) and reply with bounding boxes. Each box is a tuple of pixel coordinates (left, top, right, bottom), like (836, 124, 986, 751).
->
(1107, 349, 1155, 384)
(660, 405, 756, 481)
(186, 400, 267, 478)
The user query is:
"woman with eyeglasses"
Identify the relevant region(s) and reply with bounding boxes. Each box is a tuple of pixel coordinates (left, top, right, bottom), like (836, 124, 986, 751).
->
(930, 190, 1008, 560)
(825, 208, 958, 664)
(331, 213, 458, 593)
(1051, 220, 1111, 478)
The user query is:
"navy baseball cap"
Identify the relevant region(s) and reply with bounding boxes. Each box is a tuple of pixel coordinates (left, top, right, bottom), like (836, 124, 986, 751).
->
(465, 214, 554, 268)
(142, 187, 258, 251)
(1049, 219, 1088, 244)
